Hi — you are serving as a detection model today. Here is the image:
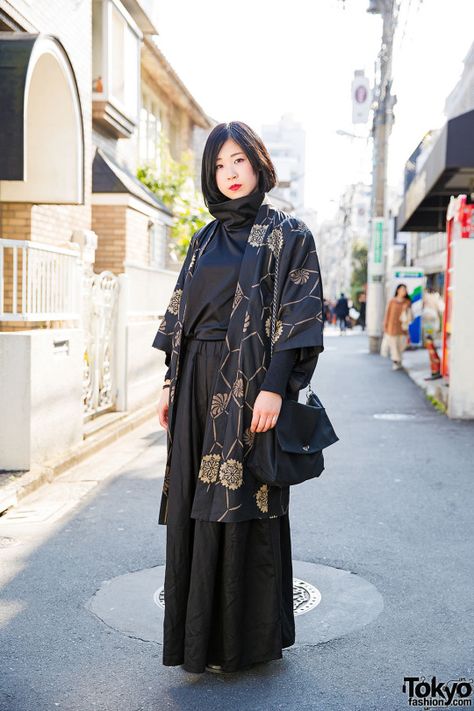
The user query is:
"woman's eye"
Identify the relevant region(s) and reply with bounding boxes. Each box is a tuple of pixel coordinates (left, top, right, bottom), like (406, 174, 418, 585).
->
(235, 158, 244, 164)
(216, 165, 223, 170)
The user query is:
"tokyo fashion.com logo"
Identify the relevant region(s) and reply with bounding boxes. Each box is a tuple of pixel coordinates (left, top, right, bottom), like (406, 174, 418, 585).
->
(403, 676, 473, 707)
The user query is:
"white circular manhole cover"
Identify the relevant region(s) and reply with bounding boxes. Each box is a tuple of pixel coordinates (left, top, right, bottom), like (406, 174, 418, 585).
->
(154, 578, 322, 617)
(87, 561, 383, 646)
(373, 413, 416, 421)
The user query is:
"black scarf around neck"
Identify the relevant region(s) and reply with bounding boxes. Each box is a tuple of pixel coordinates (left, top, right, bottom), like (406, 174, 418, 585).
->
(207, 189, 265, 232)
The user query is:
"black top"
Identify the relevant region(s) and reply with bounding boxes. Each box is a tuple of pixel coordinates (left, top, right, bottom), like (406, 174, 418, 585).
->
(183, 189, 265, 340)
(163, 190, 313, 397)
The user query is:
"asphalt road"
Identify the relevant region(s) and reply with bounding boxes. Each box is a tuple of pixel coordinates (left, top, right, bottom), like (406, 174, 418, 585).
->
(1, 329, 473, 711)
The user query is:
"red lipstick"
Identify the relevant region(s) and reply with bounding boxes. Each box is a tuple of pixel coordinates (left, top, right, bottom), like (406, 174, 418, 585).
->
(229, 184, 242, 191)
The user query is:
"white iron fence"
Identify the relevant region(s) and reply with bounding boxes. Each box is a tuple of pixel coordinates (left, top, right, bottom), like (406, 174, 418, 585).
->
(0, 238, 82, 321)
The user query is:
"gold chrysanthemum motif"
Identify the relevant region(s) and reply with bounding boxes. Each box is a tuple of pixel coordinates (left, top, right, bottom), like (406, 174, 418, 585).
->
(243, 427, 255, 448)
(198, 454, 221, 484)
(248, 224, 266, 247)
(290, 268, 310, 284)
(255, 484, 269, 513)
(232, 377, 244, 398)
(167, 288, 182, 315)
(243, 312, 250, 332)
(158, 317, 167, 332)
(232, 283, 243, 310)
(267, 227, 283, 255)
(210, 393, 228, 417)
(219, 459, 243, 490)
(265, 317, 283, 343)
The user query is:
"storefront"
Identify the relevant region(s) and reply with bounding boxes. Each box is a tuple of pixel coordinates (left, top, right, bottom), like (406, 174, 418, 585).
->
(397, 109, 474, 418)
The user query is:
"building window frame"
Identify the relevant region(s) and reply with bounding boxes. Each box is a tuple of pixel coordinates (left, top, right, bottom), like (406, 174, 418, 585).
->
(92, 0, 142, 136)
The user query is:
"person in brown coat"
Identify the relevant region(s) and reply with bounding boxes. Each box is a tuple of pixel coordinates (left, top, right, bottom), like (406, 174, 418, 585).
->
(382, 283, 413, 370)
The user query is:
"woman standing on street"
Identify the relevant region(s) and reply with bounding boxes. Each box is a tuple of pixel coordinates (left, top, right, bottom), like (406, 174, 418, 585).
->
(152, 121, 324, 675)
(382, 283, 413, 370)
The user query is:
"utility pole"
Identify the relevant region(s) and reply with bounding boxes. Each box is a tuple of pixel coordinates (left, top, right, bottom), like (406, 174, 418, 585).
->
(366, 0, 397, 353)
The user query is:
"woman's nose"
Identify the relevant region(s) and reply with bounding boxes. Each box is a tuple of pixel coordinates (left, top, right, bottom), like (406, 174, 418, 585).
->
(226, 166, 237, 180)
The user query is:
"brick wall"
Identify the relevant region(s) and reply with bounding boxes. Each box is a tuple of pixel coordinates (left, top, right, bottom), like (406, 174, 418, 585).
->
(126, 207, 150, 265)
(92, 205, 127, 274)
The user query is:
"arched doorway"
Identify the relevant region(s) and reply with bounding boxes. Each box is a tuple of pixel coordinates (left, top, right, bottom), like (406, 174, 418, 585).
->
(0, 33, 84, 203)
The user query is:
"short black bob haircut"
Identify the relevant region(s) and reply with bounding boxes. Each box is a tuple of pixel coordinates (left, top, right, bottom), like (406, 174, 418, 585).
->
(200, 121, 277, 207)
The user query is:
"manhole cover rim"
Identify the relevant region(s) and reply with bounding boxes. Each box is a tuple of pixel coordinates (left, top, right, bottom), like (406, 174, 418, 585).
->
(153, 578, 322, 617)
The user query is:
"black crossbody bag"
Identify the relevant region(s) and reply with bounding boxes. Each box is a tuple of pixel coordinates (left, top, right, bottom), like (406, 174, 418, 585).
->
(248, 243, 339, 488)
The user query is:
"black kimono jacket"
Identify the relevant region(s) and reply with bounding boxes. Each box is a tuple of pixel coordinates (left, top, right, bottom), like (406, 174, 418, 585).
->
(152, 197, 324, 524)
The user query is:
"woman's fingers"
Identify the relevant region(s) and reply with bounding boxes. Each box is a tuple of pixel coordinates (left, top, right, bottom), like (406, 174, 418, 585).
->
(251, 410, 279, 432)
(157, 400, 169, 430)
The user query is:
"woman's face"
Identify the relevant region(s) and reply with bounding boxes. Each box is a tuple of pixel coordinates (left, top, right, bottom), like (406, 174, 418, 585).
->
(397, 285, 407, 298)
(215, 138, 259, 199)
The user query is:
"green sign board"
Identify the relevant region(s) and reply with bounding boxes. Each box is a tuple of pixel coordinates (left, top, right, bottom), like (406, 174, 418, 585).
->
(373, 220, 383, 264)
(394, 270, 424, 278)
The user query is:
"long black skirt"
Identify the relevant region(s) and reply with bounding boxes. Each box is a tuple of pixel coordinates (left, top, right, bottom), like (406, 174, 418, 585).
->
(162, 336, 295, 673)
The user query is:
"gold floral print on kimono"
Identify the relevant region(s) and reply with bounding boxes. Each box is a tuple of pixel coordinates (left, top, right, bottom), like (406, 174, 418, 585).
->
(152, 199, 324, 524)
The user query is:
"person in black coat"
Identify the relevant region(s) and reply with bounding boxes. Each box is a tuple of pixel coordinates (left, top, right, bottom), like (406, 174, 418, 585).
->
(335, 292, 349, 333)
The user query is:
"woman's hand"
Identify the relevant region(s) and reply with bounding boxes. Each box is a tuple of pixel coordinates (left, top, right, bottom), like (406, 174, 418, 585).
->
(157, 385, 170, 429)
(250, 390, 282, 433)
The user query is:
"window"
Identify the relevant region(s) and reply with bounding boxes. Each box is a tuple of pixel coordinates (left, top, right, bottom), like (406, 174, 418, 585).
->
(139, 92, 162, 168)
(149, 221, 167, 268)
(92, 0, 141, 136)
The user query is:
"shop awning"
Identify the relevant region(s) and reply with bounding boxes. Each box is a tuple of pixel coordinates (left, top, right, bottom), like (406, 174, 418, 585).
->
(397, 110, 474, 232)
(0, 33, 84, 203)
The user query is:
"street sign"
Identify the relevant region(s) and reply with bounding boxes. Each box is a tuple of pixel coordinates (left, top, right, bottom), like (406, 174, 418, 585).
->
(352, 70, 372, 124)
(369, 218, 384, 278)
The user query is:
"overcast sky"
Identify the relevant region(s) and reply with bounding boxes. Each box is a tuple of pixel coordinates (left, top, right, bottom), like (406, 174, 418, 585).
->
(155, 0, 474, 220)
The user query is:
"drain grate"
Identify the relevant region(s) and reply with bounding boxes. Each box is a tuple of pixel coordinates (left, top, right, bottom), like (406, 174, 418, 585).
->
(154, 578, 322, 617)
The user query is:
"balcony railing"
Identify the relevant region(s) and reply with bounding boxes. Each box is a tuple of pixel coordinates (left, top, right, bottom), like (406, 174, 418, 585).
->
(0, 239, 82, 321)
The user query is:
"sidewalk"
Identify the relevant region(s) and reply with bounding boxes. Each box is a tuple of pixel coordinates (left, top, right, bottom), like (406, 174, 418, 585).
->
(0, 400, 162, 515)
(325, 325, 449, 413)
(402, 346, 449, 412)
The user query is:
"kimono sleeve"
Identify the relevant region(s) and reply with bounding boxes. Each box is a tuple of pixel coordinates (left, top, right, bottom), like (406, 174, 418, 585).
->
(272, 220, 324, 392)
(151, 229, 200, 353)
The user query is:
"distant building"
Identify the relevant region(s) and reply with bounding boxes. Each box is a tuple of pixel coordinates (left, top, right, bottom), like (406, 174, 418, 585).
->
(316, 182, 370, 300)
(397, 42, 474, 293)
(261, 114, 306, 211)
(445, 41, 474, 119)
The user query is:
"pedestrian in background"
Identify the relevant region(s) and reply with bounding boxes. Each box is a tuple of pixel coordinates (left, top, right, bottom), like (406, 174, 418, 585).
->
(358, 291, 366, 331)
(323, 298, 332, 327)
(335, 292, 349, 334)
(153, 121, 324, 675)
(381, 283, 413, 370)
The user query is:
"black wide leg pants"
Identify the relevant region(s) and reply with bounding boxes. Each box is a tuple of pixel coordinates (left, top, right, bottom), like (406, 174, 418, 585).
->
(162, 336, 295, 674)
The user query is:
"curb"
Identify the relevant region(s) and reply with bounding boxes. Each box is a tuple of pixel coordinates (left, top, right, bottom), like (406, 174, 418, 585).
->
(401, 362, 449, 412)
(0, 402, 165, 515)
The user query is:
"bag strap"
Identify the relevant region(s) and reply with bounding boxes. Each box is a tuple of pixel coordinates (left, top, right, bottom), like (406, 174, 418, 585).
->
(270, 241, 280, 358)
(270, 238, 313, 397)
